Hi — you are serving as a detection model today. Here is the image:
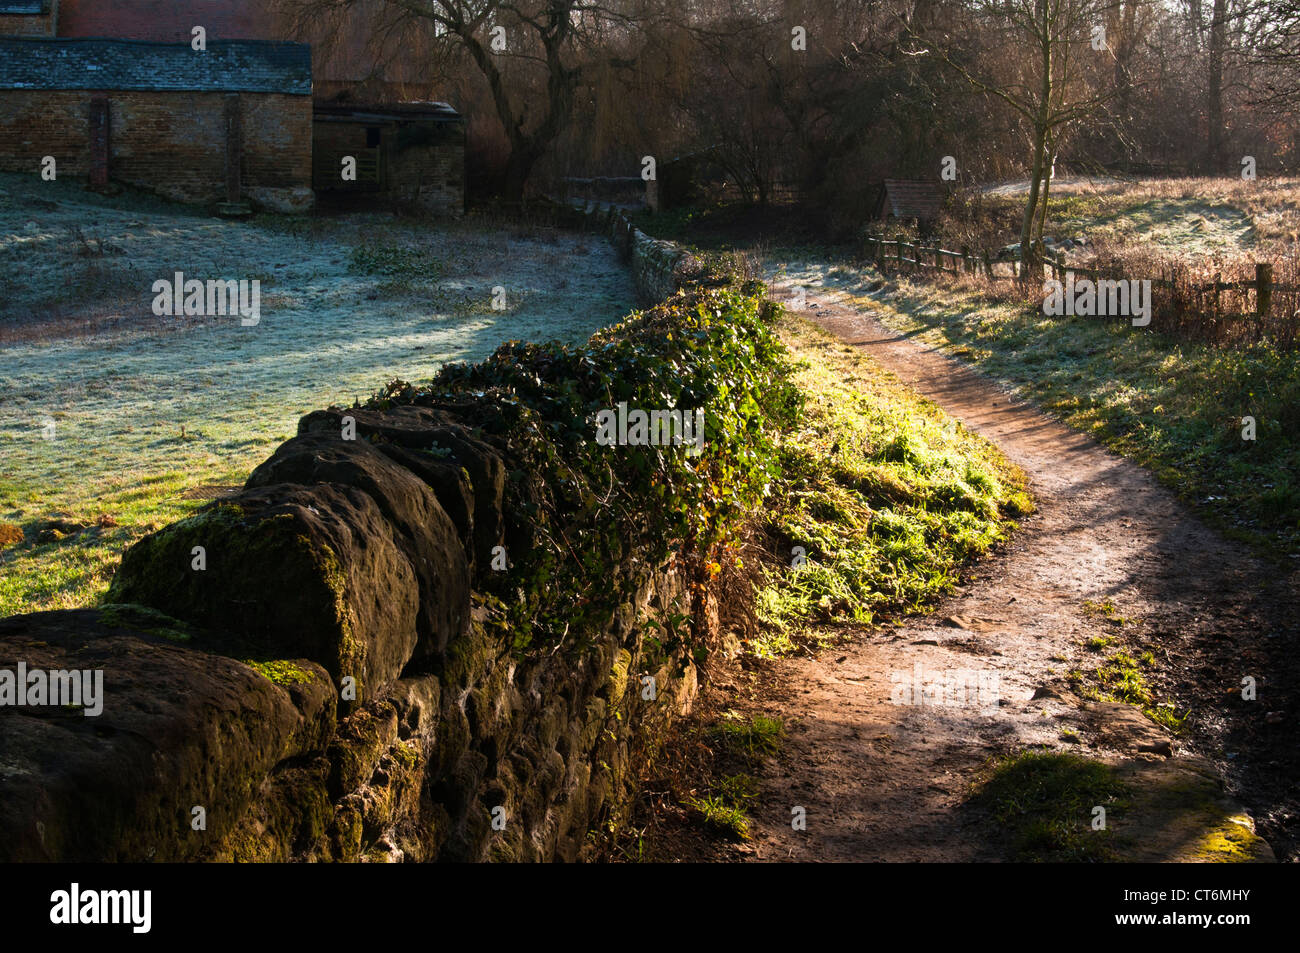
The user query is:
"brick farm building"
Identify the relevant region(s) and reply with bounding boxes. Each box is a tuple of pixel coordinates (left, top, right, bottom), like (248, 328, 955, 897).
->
(0, 1, 466, 214)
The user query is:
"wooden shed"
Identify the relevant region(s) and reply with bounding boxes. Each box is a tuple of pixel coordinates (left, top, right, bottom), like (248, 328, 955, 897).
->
(872, 179, 945, 225)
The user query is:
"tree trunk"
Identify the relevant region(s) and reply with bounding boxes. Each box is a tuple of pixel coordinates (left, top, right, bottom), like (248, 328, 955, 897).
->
(456, 5, 577, 202)
(1020, 127, 1047, 279)
(1020, 0, 1053, 278)
(1207, 0, 1229, 173)
(1035, 136, 1057, 260)
(1114, 2, 1138, 170)
(501, 148, 539, 203)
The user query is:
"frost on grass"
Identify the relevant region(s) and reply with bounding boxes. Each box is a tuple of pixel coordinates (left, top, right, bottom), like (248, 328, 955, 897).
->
(0, 174, 636, 614)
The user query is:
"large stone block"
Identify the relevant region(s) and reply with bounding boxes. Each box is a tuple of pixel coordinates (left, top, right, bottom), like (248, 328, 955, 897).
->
(0, 607, 334, 861)
(107, 483, 419, 702)
(246, 432, 471, 663)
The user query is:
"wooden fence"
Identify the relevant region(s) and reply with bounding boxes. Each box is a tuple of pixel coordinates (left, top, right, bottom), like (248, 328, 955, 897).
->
(863, 234, 1287, 317)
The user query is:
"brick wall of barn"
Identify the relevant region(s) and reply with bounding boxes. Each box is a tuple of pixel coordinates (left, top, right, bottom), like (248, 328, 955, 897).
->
(0, 89, 313, 211)
(386, 125, 465, 217)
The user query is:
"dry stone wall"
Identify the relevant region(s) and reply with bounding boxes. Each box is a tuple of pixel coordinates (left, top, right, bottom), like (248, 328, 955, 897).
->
(0, 220, 705, 863)
(564, 201, 701, 304)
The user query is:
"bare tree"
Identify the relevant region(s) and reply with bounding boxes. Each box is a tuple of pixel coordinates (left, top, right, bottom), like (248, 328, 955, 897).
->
(922, 0, 1122, 273)
(281, 0, 652, 200)
(1206, 0, 1230, 171)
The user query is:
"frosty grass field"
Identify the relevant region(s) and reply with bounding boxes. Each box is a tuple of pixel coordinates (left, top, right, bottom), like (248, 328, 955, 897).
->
(0, 175, 636, 615)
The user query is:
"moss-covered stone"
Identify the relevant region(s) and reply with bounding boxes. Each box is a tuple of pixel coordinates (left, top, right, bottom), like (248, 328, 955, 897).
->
(243, 659, 316, 687)
(607, 648, 632, 710)
(0, 608, 334, 862)
(107, 485, 421, 707)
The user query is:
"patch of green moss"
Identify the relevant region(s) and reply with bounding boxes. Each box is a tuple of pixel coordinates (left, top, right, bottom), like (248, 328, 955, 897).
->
(607, 649, 632, 709)
(1189, 815, 1268, 862)
(243, 659, 315, 687)
(392, 739, 420, 772)
(315, 542, 364, 692)
(1109, 760, 1274, 862)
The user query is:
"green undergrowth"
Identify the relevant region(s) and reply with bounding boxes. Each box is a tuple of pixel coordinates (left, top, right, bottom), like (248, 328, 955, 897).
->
(348, 241, 441, 280)
(867, 279, 1300, 560)
(751, 315, 1033, 648)
(974, 751, 1130, 862)
(687, 772, 759, 841)
(686, 714, 784, 841)
(710, 711, 785, 762)
(1069, 596, 1186, 732)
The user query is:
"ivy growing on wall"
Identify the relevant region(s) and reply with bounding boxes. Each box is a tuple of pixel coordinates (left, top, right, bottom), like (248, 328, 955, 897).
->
(366, 283, 801, 652)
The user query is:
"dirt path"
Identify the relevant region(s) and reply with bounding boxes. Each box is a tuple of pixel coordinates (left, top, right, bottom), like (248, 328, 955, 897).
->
(729, 280, 1298, 862)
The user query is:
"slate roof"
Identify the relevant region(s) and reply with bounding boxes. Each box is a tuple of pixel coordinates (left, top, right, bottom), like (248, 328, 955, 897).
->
(0, 37, 311, 94)
(879, 179, 945, 222)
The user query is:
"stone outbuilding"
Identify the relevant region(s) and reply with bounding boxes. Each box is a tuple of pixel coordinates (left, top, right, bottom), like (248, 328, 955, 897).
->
(312, 102, 465, 216)
(0, 1, 466, 215)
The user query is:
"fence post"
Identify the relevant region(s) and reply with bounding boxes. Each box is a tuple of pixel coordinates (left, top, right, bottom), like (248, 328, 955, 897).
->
(896, 234, 905, 270)
(961, 246, 970, 274)
(1256, 263, 1273, 317)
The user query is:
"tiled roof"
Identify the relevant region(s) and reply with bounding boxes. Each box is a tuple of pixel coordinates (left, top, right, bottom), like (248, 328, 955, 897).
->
(0, 37, 311, 94)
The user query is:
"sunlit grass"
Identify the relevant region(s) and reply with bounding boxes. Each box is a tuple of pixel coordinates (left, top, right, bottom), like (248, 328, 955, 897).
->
(861, 279, 1300, 559)
(753, 314, 1032, 644)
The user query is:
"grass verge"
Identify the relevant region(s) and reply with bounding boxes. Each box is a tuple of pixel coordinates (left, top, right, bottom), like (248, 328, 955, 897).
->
(749, 313, 1033, 653)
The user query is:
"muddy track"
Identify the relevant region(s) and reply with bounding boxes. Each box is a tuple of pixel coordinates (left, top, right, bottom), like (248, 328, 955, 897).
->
(731, 282, 1300, 862)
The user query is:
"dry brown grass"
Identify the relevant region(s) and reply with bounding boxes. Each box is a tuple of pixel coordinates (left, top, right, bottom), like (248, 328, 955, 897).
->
(0, 524, 24, 550)
(872, 242, 1300, 349)
(892, 176, 1300, 348)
